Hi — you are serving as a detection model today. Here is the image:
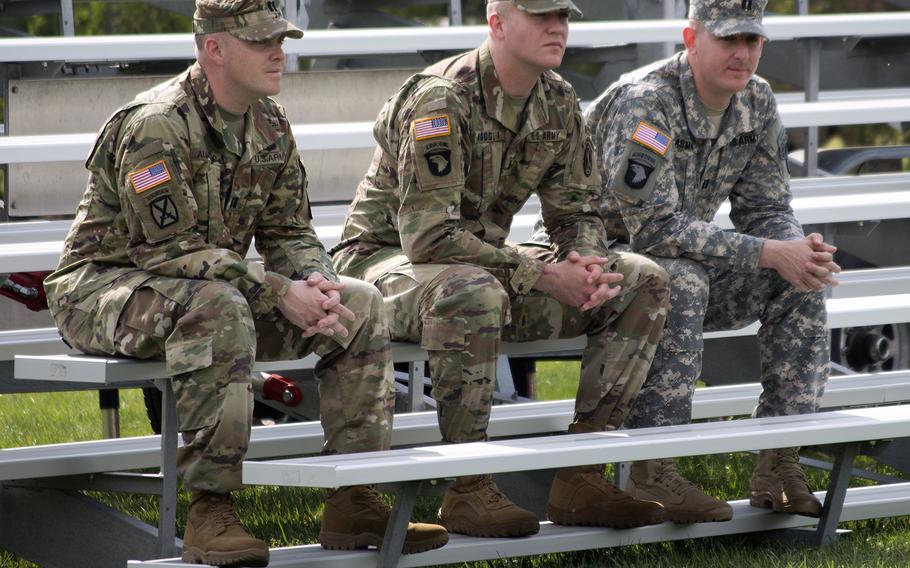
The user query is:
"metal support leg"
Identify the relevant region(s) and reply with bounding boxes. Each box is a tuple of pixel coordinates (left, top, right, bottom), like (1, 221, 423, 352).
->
(377, 481, 419, 568)
(156, 378, 179, 558)
(407, 361, 425, 412)
(803, 38, 821, 177)
(448, 1, 462, 26)
(60, 0, 75, 35)
(816, 442, 859, 547)
(99, 389, 121, 439)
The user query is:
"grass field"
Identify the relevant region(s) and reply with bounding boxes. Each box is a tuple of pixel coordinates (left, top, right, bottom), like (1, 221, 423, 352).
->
(1, 360, 909, 567)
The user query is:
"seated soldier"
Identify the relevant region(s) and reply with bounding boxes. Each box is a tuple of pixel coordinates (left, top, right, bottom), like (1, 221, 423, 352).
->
(43, 1, 448, 565)
(579, 0, 840, 523)
(332, 0, 670, 537)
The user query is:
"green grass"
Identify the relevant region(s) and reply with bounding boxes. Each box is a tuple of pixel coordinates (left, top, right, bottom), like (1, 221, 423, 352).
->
(1, 365, 909, 568)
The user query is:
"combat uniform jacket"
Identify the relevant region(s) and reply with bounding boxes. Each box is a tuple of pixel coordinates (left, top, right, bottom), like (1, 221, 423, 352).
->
(45, 64, 334, 354)
(587, 52, 803, 271)
(332, 41, 607, 294)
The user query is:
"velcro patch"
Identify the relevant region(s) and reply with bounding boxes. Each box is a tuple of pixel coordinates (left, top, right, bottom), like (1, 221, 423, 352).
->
(631, 121, 672, 156)
(128, 160, 172, 193)
(253, 150, 286, 166)
(413, 115, 451, 141)
(528, 129, 567, 143)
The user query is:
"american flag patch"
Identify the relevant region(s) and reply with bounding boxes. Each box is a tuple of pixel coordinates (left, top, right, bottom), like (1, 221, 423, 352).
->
(128, 160, 172, 193)
(413, 115, 451, 141)
(632, 121, 672, 156)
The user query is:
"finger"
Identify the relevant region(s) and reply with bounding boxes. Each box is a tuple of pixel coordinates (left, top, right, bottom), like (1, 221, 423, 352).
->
(306, 272, 326, 285)
(567, 251, 582, 263)
(321, 292, 341, 311)
(809, 251, 833, 263)
(330, 302, 357, 321)
(330, 321, 350, 338)
(594, 272, 624, 286)
(581, 283, 621, 311)
(804, 262, 830, 279)
(316, 279, 346, 292)
(585, 263, 603, 283)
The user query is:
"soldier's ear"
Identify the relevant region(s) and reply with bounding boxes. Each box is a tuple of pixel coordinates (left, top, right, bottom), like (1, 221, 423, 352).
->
(683, 25, 697, 53)
(202, 33, 227, 63)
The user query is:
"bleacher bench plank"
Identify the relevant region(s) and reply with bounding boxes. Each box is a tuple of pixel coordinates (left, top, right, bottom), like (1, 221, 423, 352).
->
(127, 483, 910, 568)
(242, 406, 910, 488)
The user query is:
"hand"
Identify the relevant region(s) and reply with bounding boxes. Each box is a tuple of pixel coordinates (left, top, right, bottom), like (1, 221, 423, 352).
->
(278, 277, 353, 338)
(305, 273, 356, 320)
(759, 235, 841, 292)
(568, 251, 624, 310)
(535, 251, 623, 310)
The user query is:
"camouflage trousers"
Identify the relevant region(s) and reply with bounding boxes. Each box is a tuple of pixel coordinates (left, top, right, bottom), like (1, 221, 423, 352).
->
(53, 275, 395, 493)
(375, 248, 668, 442)
(621, 250, 829, 429)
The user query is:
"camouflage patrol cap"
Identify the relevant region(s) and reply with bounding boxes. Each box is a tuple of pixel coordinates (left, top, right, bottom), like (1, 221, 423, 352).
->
(194, 0, 303, 41)
(487, 0, 583, 20)
(688, 0, 767, 38)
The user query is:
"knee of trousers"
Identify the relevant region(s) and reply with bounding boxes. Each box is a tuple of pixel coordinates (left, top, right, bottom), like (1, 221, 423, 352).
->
(425, 265, 509, 331)
(336, 276, 387, 334)
(168, 280, 255, 379)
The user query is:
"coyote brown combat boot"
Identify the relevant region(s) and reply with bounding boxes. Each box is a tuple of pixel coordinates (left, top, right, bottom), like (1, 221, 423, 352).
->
(750, 448, 823, 517)
(438, 475, 540, 537)
(319, 485, 449, 553)
(547, 464, 666, 528)
(627, 458, 733, 523)
(181, 492, 269, 567)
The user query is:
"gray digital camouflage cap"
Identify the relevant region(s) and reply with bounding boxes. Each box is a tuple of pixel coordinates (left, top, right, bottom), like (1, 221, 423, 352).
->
(194, 0, 304, 41)
(487, 0, 583, 20)
(688, 0, 767, 38)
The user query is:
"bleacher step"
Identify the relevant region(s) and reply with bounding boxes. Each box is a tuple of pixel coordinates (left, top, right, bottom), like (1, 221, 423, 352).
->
(127, 482, 910, 567)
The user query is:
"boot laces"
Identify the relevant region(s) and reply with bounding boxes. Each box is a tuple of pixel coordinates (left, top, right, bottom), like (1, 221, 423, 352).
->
(359, 486, 392, 514)
(654, 461, 697, 495)
(208, 495, 243, 529)
(772, 450, 810, 486)
(478, 476, 508, 505)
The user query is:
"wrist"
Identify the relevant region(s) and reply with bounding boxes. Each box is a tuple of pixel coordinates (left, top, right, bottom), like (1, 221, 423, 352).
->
(758, 239, 777, 270)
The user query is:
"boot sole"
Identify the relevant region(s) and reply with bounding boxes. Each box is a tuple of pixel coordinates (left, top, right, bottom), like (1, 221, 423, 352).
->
(319, 530, 449, 554)
(439, 517, 540, 538)
(750, 492, 822, 518)
(181, 546, 269, 567)
(546, 506, 665, 529)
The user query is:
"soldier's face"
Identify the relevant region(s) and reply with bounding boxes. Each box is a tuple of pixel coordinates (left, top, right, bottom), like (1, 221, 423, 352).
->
(688, 26, 763, 102)
(501, 9, 570, 73)
(223, 34, 287, 102)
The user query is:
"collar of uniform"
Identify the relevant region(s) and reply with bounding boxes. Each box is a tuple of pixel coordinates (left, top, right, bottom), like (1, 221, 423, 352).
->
(679, 53, 764, 145)
(189, 63, 245, 157)
(478, 41, 550, 134)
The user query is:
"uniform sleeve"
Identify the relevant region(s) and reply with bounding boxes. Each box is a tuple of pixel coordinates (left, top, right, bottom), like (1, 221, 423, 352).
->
(117, 112, 290, 313)
(601, 95, 764, 271)
(395, 84, 544, 295)
(254, 132, 338, 282)
(729, 112, 804, 242)
(536, 108, 610, 260)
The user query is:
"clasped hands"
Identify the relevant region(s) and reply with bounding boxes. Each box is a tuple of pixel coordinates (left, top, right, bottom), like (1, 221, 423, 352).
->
(535, 250, 624, 311)
(760, 232, 841, 292)
(277, 273, 355, 338)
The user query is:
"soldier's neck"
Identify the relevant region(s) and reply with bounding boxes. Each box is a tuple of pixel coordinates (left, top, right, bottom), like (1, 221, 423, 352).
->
(488, 42, 541, 98)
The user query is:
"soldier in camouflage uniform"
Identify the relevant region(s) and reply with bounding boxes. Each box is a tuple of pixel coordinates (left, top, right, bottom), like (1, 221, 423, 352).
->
(43, 1, 448, 565)
(582, 0, 841, 523)
(333, 0, 670, 537)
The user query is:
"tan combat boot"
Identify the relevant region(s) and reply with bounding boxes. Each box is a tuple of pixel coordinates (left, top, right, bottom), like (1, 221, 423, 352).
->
(181, 492, 269, 567)
(319, 485, 448, 554)
(750, 448, 823, 517)
(547, 464, 666, 528)
(627, 458, 733, 523)
(438, 475, 540, 537)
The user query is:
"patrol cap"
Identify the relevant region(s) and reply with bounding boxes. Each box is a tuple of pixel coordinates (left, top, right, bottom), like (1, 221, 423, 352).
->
(487, 0, 583, 20)
(688, 0, 767, 38)
(194, 0, 304, 41)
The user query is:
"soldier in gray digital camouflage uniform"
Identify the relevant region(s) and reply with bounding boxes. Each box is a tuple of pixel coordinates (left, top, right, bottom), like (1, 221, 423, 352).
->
(333, 0, 670, 537)
(582, 0, 841, 523)
(43, 1, 447, 565)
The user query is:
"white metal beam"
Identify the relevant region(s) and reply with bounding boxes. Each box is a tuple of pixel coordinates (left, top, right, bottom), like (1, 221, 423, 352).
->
(1, 13, 909, 64)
